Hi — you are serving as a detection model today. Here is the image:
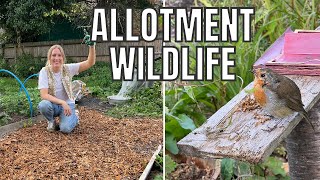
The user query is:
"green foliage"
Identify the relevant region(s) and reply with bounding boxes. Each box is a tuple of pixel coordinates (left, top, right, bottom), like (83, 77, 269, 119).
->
(165, 132, 179, 155)
(0, 56, 12, 72)
(273, 146, 287, 158)
(165, 0, 318, 178)
(221, 159, 252, 179)
(0, 0, 93, 43)
(155, 151, 163, 171)
(153, 175, 163, 180)
(0, 54, 45, 78)
(75, 61, 121, 98)
(0, 112, 11, 126)
(0, 78, 40, 123)
(14, 53, 45, 78)
(105, 82, 162, 118)
(253, 157, 289, 179)
(44, 1, 92, 29)
(0, 0, 50, 43)
(220, 157, 289, 179)
(221, 158, 236, 180)
(165, 155, 177, 176)
(23, 118, 33, 128)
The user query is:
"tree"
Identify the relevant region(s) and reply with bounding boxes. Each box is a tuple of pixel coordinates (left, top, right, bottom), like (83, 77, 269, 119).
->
(0, 0, 159, 44)
(0, 0, 51, 44)
(0, 0, 90, 44)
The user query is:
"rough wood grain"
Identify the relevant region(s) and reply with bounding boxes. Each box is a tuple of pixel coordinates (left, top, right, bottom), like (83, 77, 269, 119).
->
(178, 76, 320, 163)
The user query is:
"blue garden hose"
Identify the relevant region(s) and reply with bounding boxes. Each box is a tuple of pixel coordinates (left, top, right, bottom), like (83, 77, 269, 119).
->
(0, 69, 33, 117)
(19, 74, 39, 93)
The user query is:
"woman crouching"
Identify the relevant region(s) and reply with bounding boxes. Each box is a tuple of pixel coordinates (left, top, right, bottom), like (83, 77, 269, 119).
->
(38, 43, 95, 133)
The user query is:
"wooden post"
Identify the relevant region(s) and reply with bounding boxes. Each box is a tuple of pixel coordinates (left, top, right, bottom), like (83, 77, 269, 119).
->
(177, 76, 320, 166)
(286, 101, 320, 179)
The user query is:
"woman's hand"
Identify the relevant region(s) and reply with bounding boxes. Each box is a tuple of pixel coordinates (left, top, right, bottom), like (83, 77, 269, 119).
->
(79, 44, 96, 73)
(82, 29, 96, 46)
(61, 101, 72, 116)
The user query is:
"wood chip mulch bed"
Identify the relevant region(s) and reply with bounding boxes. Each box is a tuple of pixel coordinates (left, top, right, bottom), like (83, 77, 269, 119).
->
(0, 107, 163, 179)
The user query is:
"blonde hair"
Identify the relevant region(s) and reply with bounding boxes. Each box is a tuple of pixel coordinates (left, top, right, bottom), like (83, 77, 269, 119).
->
(46, 45, 67, 66)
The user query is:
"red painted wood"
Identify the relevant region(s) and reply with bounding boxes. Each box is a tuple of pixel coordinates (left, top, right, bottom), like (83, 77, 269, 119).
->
(284, 33, 320, 55)
(254, 28, 292, 67)
(254, 28, 320, 76)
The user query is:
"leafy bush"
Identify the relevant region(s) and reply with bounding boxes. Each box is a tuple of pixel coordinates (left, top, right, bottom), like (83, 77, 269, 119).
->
(221, 157, 289, 179)
(14, 53, 45, 78)
(0, 56, 12, 72)
(165, 155, 177, 177)
(0, 112, 11, 126)
(75, 61, 121, 98)
(0, 53, 44, 78)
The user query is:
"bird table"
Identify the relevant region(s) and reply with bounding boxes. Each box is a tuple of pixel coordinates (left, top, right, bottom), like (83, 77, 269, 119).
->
(178, 28, 320, 179)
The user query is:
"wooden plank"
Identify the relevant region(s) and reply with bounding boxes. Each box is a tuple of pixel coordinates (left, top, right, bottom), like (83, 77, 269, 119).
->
(139, 145, 162, 180)
(178, 76, 320, 163)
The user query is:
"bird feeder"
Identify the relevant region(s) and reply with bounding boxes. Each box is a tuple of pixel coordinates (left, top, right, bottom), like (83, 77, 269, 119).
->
(254, 29, 320, 75)
(177, 28, 320, 179)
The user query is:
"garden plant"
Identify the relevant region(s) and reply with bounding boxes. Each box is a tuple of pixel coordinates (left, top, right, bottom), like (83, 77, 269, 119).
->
(165, 0, 319, 179)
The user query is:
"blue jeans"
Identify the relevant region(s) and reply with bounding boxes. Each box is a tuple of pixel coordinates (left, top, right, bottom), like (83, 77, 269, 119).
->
(38, 100, 78, 133)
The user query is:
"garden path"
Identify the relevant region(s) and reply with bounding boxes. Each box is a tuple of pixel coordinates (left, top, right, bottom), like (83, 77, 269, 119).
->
(0, 107, 162, 179)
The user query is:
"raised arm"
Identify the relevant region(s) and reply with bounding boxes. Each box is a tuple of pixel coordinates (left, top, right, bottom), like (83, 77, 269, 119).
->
(79, 46, 96, 73)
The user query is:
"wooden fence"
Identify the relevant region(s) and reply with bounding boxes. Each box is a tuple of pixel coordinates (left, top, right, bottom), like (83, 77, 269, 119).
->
(0, 39, 162, 62)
